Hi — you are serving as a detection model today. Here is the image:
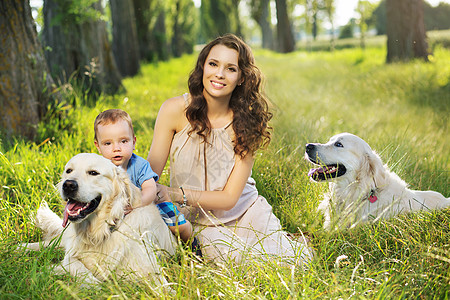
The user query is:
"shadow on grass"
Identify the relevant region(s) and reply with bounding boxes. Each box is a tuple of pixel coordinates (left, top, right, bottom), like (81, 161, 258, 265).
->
(408, 83, 450, 116)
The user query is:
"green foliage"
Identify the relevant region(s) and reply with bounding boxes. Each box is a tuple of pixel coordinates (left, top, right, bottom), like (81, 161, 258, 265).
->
(51, 0, 105, 31)
(338, 21, 354, 39)
(355, 0, 376, 47)
(371, 0, 450, 35)
(424, 2, 450, 31)
(169, 0, 198, 57)
(200, 0, 240, 41)
(34, 62, 119, 147)
(1, 45, 449, 298)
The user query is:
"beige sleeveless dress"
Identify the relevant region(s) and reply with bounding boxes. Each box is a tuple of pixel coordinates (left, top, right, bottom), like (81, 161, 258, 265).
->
(169, 94, 312, 265)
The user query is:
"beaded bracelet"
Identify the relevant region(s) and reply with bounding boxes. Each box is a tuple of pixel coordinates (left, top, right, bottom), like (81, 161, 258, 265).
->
(179, 186, 187, 207)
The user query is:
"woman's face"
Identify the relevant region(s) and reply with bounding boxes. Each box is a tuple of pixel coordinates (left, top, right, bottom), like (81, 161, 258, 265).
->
(202, 44, 242, 102)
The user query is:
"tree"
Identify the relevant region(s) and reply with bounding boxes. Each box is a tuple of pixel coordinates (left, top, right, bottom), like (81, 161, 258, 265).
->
(373, 0, 450, 35)
(110, 0, 140, 77)
(171, 0, 197, 57)
(323, 0, 336, 49)
(250, 0, 274, 50)
(303, 0, 333, 42)
(133, 0, 171, 62)
(371, 0, 387, 35)
(304, 0, 320, 41)
(275, 0, 295, 53)
(42, 0, 122, 94)
(338, 19, 355, 39)
(232, 0, 243, 37)
(356, 0, 375, 49)
(133, 0, 155, 61)
(201, 0, 239, 41)
(0, 0, 58, 140)
(152, 8, 170, 61)
(386, 0, 429, 63)
(424, 2, 450, 31)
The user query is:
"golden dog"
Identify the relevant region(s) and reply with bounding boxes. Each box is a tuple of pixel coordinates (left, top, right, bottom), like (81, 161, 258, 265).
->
(306, 133, 450, 229)
(23, 153, 176, 286)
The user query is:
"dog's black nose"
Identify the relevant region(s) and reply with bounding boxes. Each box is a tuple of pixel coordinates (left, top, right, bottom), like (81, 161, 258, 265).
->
(63, 180, 78, 196)
(305, 143, 315, 154)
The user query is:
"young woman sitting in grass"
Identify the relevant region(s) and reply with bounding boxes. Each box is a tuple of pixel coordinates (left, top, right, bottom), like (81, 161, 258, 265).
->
(147, 33, 312, 265)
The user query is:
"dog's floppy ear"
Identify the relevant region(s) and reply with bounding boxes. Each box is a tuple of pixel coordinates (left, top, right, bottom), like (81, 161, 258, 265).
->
(357, 151, 387, 188)
(106, 167, 135, 224)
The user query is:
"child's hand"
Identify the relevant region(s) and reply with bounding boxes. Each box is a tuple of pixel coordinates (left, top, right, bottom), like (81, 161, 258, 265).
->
(124, 204, 133, 215)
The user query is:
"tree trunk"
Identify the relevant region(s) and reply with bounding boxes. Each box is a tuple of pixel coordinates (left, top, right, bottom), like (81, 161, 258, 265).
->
(152, 10, 169, 61)
(110, 0, 140, 77)
(386, 0, 429, 63)
(324, 0, 336, 50)
(312, 11, 318, 41)
(172, 0, 182, 57)
(275, 0, 295, 53)
(201, 0, 233, 40)
(0, 0, 57, 140)
(133, 0, 152, 61)
(232, 0, 242, 38)
(261, 0, 274, 50)
(171, 0, 196, 57)
(43, 0, 122, 94)
(251, 0, 274, 50)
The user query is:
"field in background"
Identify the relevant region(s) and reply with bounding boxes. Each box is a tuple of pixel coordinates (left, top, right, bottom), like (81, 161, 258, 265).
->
(296, 29, 450, 51)
(0, 41, 449, 298)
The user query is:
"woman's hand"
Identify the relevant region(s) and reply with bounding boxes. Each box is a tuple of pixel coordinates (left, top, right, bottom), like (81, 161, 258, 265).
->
(155, 183, 170, 204)
(156, 183, 185, 205)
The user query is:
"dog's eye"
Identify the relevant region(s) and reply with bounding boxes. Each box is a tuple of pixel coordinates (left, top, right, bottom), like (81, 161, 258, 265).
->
(66, 169, 73, 174)
(334, 142, 344, 148)
(88, 170, 100, 176)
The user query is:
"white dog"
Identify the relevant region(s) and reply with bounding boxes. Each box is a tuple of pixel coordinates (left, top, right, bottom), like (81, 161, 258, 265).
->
(305, 133, 450, 229)
(23, 153, 176, 286)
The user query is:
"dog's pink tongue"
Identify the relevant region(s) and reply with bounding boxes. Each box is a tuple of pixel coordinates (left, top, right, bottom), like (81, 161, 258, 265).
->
(62, 201, 79, 227)
(62, 205, 69, 227)
(62, 210, 69, 228)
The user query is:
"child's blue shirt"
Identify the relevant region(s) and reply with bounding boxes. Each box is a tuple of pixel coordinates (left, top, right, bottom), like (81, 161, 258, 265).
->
(126, 153, 158, 187)
(126, 153, 186, 226)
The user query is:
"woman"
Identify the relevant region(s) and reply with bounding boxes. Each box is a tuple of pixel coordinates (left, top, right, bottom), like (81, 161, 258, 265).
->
(147, 34, 312, 265)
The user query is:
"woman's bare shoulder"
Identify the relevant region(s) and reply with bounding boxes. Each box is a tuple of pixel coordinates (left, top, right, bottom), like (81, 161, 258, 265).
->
(158, 94, 189, 131)
(158, 95, 186, 116)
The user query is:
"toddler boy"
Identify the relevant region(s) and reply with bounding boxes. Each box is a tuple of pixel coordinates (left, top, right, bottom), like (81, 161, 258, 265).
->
(94, 109, 195, 245)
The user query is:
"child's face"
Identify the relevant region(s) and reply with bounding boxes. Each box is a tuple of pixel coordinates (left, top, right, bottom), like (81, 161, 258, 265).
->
(94, 119, 136, 170)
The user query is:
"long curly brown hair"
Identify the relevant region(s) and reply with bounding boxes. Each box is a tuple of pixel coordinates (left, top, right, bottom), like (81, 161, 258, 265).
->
(187, 34, 272, 158)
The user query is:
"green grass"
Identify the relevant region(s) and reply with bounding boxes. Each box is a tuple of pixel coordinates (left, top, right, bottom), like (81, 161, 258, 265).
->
(1, 44, 449, 298)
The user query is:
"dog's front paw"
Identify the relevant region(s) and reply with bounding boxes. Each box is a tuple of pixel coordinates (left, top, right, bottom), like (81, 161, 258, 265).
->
(16, 242, 40, 252)
(35, 201, 51, 227)
(35, 201, 65, 240)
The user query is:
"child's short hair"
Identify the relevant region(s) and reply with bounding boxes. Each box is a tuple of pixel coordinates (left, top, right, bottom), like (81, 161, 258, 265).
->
(94, 109, 134, 141)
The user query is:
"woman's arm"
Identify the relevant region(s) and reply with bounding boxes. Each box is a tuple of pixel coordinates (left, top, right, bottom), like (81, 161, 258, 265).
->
(158, 153, 254, 211)
(149, 94, 254, 212)
(147, 96, 186, 177)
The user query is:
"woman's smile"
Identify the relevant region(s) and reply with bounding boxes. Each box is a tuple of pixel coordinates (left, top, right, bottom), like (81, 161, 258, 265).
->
(211, 80, 226, 89)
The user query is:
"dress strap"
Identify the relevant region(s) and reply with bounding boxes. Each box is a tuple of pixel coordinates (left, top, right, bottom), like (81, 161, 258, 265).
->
(224, 121, 233, 130)
(183, 93, 189, 107)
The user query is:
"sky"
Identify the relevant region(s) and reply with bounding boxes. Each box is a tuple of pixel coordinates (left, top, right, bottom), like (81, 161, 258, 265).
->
(334, 0, 449, 26)
(192, 0, 449, 27)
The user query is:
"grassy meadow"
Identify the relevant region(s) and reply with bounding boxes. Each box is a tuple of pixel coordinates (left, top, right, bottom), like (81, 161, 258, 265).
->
(1, 41, 449, 299)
